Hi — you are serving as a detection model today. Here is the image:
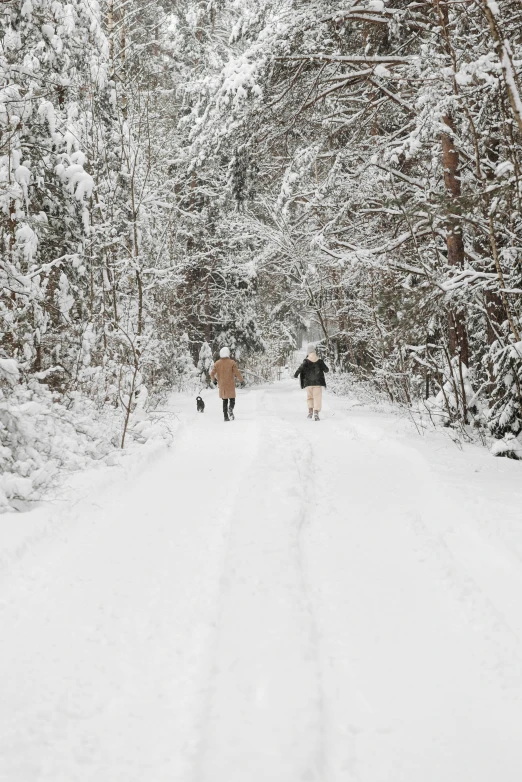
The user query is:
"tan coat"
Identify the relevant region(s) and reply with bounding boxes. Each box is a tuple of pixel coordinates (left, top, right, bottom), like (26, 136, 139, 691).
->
(210, 357, 244, 399)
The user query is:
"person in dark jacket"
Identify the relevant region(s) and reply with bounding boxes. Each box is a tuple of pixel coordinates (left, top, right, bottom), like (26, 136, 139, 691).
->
(294, 343, 329, 420)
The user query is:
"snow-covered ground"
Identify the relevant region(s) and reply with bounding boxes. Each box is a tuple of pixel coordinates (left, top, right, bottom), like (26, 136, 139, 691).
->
(2, 380, 522, 782)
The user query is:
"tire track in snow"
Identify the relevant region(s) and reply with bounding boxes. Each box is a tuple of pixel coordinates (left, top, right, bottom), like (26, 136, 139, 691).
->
(298, 419, 378, 782)
(193, 407, 326, 782)
(0, 415, 260, 782)
(288, 422, 329, 781)
(190, 415, 264, 782)
(292, 396, 522, 782)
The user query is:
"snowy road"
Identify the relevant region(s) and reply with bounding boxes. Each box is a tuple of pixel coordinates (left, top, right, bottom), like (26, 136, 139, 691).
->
(2, 381, 522, 781)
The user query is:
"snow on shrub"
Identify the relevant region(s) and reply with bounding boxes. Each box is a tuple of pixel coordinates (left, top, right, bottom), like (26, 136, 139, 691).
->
(0, 374, 112, 511)
(197, 341, 213, 386)
(327, 371, 393, 408)
(173, 333, 199, 391)
(486, 338, 522, 440)
(491, 433, 522, 460)
(0, 358, 20, 385)
(424, 361, 482, 426)
(0, 360, 171, 512)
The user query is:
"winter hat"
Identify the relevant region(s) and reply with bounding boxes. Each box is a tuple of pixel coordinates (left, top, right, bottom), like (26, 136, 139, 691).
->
(220, 346, 230, 358)
(306, 343, 316, 355)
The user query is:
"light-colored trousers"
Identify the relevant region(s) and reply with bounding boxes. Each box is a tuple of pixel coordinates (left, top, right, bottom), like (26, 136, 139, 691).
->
(306, 385, 323, 412)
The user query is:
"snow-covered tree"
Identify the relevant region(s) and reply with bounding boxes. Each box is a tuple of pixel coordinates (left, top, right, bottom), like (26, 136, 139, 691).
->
(0, 0, 102, 373)
(173, 332, 198, 390)
(197, 341, 213, 386)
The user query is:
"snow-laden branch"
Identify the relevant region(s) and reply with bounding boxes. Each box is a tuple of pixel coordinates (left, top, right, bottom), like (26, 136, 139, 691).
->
(274, 54, 412, 65)
(482, 0, 522, 134)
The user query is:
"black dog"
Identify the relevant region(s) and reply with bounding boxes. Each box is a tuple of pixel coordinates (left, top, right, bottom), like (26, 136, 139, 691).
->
(196, 396, 205, 413)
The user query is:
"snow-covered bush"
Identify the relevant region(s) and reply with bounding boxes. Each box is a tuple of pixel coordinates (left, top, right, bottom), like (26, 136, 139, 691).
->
(424, 361, 481, 426)
(327, 371, 393, 409)
(487, 339, 522, 439)
(0, 373, 115, 511)
(173, 333, 199, 391)
(491, 433, 522, 460)
(0, 358, 172, 512)
(197, 341, 213, 386)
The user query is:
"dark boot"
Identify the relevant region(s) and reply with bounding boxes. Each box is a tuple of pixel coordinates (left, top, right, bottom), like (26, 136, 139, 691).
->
(229, 398, 236, 420)
(223, 399, 230, 421)
(307, 408, 313, 419)
(314, 411, 320, 421)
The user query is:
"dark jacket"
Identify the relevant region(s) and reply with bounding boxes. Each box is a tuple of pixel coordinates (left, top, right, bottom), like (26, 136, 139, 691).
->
(294, 357, 329, 389)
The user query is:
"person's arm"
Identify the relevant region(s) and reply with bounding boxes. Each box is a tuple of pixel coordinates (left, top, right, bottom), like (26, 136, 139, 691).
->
(233, 362, 244, 384)
(294, 363, 304, 379)
(320, 360, 329, 373)
(210, 363, 218, 383)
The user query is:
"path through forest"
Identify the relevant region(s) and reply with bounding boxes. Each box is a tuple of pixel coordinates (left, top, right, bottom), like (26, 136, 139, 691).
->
(2, 381, 522, 782)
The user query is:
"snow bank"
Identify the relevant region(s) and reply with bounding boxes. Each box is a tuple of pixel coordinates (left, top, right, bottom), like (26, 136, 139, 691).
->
(328, 369, 522, 462)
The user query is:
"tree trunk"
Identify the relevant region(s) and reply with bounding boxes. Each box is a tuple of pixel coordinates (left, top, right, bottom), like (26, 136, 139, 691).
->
(441, 113, 469, 366)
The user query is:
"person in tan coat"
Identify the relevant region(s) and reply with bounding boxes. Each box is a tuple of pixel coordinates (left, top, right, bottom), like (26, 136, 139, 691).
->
(210, 347, 244, 422)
